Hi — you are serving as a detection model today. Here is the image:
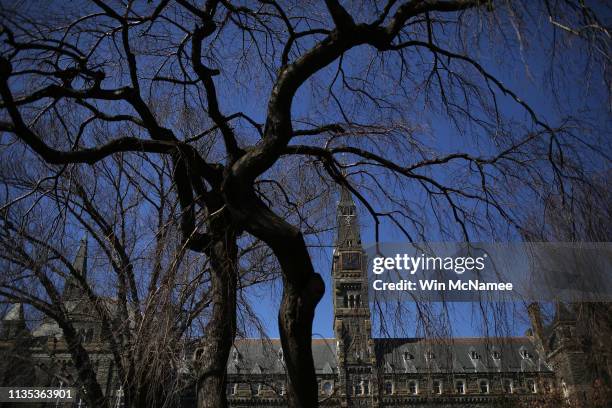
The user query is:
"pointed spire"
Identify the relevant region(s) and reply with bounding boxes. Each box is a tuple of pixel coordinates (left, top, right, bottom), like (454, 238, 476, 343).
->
(3, 303, 24, 321)
(2, 303, 27, 339)
(63, 235, 88, 300)
(336, 185, 360, 248)
(339, 184, 356, 207)
(73, 235, 88, 278)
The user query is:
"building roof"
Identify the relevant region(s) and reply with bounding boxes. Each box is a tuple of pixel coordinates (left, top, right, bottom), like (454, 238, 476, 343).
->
(225, 336, 550, 376)
(375, 337, 551, 374)
(227, 338, 338, 375)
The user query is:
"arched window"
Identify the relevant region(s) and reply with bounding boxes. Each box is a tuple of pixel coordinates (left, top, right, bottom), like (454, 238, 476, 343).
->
(361, 380, 369, 395)
(408, 380, 418, 395)
(561, 380, 569, 398)
(455, 379, 465, 394)
(503, 379, 513, 393)
(353, 381, 361, 396)
(526, 379, 537, 393)
(384, 381, 393, 395)
(277, 349, 284, 363)
(432, 380, 442, 394)
(348, 295, 354, 308)
(322, 381, 333, 396)
(250, 383, 262, 396)
(479, 379, 489, 394)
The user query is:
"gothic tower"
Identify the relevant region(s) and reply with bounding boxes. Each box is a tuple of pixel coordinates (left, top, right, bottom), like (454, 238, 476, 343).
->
(332, 187, 377, 407)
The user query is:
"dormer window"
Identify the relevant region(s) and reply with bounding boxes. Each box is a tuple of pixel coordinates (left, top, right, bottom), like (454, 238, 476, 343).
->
(232, 349, 241, 363)
(520, 349, 533, 359)
(277, 349, 284, 362)
(492, 351, 501, 359)
(425, 351, 435, 360)
(470, 350, 480, 359)
(403, 352, 415, 361)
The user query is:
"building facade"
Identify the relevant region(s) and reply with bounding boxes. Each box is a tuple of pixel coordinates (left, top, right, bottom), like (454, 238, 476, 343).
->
(0, 190, 599, 407)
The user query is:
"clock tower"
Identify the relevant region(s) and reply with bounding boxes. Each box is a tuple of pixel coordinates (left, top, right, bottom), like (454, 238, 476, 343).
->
(332, 187, 376, 407)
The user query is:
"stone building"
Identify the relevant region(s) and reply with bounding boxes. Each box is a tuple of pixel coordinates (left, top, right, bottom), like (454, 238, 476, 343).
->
(0, 189, 601, 407)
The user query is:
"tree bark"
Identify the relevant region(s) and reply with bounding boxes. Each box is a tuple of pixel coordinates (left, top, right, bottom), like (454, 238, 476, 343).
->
(225, 186, 324, 408)
(195, 217, 238, 408)
(278, 249, 325, 408)
(57, 322, 109, 407)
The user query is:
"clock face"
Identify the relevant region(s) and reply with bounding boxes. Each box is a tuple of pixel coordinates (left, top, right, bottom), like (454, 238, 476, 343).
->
(342, 252, 361, 270)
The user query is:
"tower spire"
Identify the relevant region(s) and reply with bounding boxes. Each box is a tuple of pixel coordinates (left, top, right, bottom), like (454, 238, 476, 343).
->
(336, 185, 361, 249)
(63, 235, 88, 300)
(2, 303, 28, 339)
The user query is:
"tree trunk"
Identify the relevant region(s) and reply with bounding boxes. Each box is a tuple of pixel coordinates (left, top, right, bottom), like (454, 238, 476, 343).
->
(279, 262, 325, 408)
(57, 323, 109, 407)
(196, 219, 238, 408)
(228, 188, 325, 408)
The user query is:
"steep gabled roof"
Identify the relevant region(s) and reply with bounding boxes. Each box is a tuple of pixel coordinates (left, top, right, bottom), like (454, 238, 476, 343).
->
(374, 337, 550, 374)
(227, 338, 337, 375)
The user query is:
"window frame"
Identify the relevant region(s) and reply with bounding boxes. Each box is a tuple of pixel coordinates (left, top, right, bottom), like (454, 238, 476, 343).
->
(455, 379, 466, 395)
(407, 380, 418, 395)
(478, 379, 490, 394)
(432, 380, 442, 395)
(526, 379, 537, 394)
(322, 381, 333, 396)
(503, 379, 514, 394)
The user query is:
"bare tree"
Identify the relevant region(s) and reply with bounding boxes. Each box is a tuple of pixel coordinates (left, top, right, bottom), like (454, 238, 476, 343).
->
(525, 174, 612, 403)
(0, 1, 609, 407)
